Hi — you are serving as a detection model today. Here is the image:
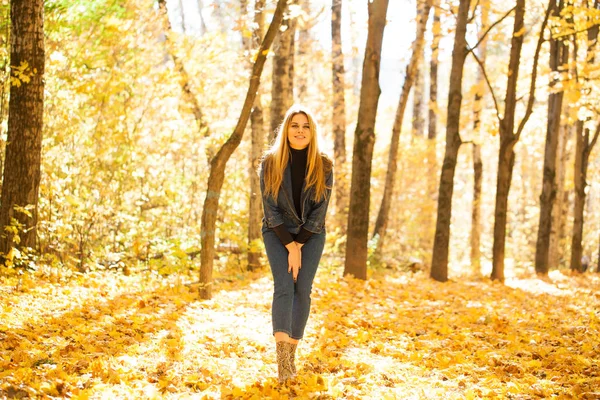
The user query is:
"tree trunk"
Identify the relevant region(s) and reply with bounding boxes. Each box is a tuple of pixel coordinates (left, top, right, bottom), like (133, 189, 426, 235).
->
(197, 0, 208, 35)
(178, 0, 187, 33)
(548, 119, 570, 269)
(199, 0, 288, 299)
(158, 0, 211, 144)
(247, 0, 266, 271)
(372, 0, 432, 252)
(0, 0, 45, 254)
(470, 0, 488, 275)
(331, 0, 348, 233)
(343, 0, 390, 280)
(570, 122, 587, 272)
(569, 0, 599, 273)
(535, 0, 567, 275)
(411, 0, 425, 139)
(428, 3, 440, 141)
(296, 0, 311, 99)
(491, 137, 516, 282)
(429, 0, 470, 282)
(491, 0, 549, 281)
(269, 1, 297, 143)
(491, 0, 526, 282)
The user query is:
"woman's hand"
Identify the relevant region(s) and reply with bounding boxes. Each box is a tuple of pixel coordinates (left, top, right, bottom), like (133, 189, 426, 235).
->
(285, 242, 302, 281)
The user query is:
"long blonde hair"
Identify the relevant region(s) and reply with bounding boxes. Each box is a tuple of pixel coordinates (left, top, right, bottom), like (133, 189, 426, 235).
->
(262, 104, 332, 202)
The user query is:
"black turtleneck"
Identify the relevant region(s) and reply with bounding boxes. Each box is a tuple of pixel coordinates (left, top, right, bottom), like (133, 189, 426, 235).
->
(272, 147, 314, 246)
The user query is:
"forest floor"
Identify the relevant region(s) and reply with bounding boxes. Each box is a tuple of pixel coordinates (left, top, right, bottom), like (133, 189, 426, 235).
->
(1, 261, 599, 399)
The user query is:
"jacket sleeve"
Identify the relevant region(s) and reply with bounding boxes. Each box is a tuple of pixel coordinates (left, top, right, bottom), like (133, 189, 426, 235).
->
(302, 167, 333, 233)
(260, 162, 285, 229)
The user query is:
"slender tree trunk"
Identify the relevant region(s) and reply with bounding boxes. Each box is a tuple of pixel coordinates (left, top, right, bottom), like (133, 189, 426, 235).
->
(158, 0, 211, 143)
(0, 0, 45, 254)
(491, 0, 550, 281)
(296, 0, 311, 99)
(491, 137, 517, 281)
(570, 0, 599, 273)
(470, 0, 489, 275)
(331, 0, 348, 233)
(571, 122, 587, 272)
(535, 0, 568, 275)
(429, 0, 470, 282)
(247, 0, 266, 271)
(199, 0, 288, 299)
(343, 0, 390, 280)
(425, 2, 441, 254)
(197, 0, 208, 35)
(372, 0, 432, 252)
(411, 0, 425, 138)
(491, 0, 526, 281)
(428, 3, 440, 141)
(549, 120, 570, 268)
(269, 1, 297, 143)
(178, 0, 187, 33)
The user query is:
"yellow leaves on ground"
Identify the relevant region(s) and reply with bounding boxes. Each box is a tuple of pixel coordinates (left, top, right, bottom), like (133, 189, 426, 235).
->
(1, 267, 599, 398)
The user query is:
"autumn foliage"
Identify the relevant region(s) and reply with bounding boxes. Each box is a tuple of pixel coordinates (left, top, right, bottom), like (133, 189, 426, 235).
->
(1, 265, 599, 398)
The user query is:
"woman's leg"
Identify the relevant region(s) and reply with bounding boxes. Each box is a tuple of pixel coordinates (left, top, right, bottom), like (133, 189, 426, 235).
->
(291, 232, 326, 340)
(263, 230, 296, 382)
(263, 230, 295, 337)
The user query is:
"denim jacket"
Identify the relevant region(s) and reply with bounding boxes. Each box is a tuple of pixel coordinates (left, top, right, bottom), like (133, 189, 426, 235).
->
(260, 158, 333, 235)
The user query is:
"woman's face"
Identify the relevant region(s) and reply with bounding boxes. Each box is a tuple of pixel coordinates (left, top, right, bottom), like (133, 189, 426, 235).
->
(287, 113, 311, 150)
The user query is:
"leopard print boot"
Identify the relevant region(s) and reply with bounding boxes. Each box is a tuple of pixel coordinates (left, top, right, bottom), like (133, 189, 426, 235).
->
(288, 342, 298, 377)
(276, 341, 293, 383)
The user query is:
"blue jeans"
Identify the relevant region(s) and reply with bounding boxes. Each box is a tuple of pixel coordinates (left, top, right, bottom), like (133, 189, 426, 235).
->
(262, 229, 326, 340)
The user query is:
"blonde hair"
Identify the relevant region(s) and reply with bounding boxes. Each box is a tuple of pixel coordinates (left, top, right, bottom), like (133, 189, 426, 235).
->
(262, 104, 332, 202)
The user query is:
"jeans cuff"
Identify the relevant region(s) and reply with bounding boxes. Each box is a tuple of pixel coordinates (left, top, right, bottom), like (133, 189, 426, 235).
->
(273, 329, 293, 337)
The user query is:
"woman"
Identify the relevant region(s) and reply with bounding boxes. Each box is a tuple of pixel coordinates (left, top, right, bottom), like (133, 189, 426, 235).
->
(259, 104, 333, 383)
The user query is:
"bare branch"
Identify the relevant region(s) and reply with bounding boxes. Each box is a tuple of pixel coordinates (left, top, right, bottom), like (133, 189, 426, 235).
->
(467, 6, 516, 54)
(468, 0, 480, 24)
(514, 1, 552, 141)
(470, 50, 501, 121)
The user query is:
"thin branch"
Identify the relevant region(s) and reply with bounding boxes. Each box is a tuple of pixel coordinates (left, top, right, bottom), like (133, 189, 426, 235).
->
(468, 0, 480, 24)
(467, 6, 516, 54)
(514, 0, 552, 141)
(470, 50, 501, 121)
(552, 23, 600, 40)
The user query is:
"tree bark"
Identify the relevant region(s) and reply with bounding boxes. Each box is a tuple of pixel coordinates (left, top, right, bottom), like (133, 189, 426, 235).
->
(343, 0, 389, 280)
(331, 0, 348, 233)
(247, 0, 266, 271)
(0, 0, 45, 254)
(428, 3, 440, 141)
(296, 0, 311, 99)
(372, 0, 432, 251)
(430, 0, 470, 282)
(178, 0, 187, 33)
(199, 0, 288, 299)
(491, 0, 550, 281)
(535, 0, 568, 275)
(571, 122, 587, 272)
(570, 0, 599, 273)
(269, 1, 297, 143)
(470, 0, 489, 275)
(491, 0, 526, 282)
(411, 0, 426, 138)
(197, 0, 208, 35)
(549, 117, 570, 269)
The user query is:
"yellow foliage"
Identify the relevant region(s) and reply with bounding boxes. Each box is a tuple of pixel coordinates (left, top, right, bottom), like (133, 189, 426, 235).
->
(1, 268, 599, 398)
